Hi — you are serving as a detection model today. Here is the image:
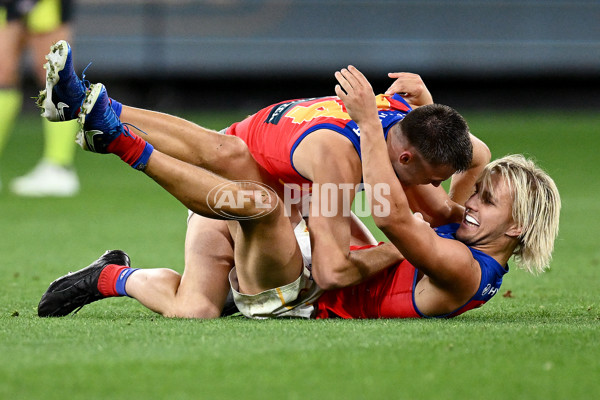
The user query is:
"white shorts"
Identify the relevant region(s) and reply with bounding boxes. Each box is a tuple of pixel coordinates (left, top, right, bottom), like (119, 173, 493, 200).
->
(229, 219, 323, 319)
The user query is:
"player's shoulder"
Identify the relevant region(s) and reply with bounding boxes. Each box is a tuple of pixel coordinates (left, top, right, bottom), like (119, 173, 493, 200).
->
(293, 128, 361, 181)
(299, 128, 357, 155)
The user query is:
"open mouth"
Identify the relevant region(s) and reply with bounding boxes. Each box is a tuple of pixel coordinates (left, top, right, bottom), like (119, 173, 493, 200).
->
(464, 212, 480, 227)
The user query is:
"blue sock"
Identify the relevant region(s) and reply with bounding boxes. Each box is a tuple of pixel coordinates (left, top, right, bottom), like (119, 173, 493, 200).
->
(110, 97, 123, 117)
(115, 268, 139, 296)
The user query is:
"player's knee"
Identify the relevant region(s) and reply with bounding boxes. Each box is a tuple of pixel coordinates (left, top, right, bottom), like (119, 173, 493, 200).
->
(228, 137, 257, 170)
(189, 303, 222, 319)
(206, 135, 248, 164)
(219, 137, 261, 176)
(232, 181, 281, 222)
(227, 135, 250, 158)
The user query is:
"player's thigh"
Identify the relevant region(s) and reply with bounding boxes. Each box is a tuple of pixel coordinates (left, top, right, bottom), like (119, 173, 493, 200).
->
(0, 22, 26, 85)
(228, 206, 304, 295)
(178, 213, 234, 316)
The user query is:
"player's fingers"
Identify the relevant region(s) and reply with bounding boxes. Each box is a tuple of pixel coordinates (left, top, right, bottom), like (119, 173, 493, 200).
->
(386, 88, 409, 96)
(348, 65, 367, 81)
(388, 72, 414, 78)
(386, 86, 407, 95)
(347, 65, 372, 91)
(385, 84, 402, 95)
(340, 67, 362, 90)
(334, 71, 352, 94)
(385, 72, 419, 95)
(334, 83, 347, 98)
(385, 80, 405, 95)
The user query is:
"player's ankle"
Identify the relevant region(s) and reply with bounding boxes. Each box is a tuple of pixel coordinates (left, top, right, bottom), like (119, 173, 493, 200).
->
(106, 126, 154, 170)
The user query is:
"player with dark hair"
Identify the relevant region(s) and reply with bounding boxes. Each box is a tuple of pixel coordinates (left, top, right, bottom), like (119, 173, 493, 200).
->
(311, 66, 561, 318)
(38, 67, 560, 320)
(36, 41, 491, 319)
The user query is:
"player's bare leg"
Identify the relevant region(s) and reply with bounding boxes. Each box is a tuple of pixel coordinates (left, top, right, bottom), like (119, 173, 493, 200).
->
(0, 22, 25, 87)
(38, 214, 236, 318)
(120, 105, 263, 182)
(90, 81, 303, 284)
(38, 82, 303, 317)
(125, 215, 234, 318)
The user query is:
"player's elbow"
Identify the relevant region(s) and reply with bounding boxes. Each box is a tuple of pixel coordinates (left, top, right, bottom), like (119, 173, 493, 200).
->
(372, 211, 404, 234)
(312, 268, 348, 291)
(311, 255, 354, 290)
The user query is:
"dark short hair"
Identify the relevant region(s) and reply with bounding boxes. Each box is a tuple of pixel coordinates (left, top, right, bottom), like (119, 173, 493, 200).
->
(395, 104, 473, 172)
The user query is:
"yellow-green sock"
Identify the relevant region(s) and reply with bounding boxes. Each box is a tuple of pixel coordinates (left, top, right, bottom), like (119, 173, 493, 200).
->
(42, 119, 78, 167)
(27, 0, 61, 34)
(0, 89, 23, 156)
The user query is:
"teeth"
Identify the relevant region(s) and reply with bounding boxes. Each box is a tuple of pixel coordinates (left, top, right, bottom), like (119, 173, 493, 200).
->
(465, 214, 479, 226)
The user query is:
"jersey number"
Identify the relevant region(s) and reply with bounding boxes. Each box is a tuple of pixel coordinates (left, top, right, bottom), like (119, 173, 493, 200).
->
(286, 99, 350, 124)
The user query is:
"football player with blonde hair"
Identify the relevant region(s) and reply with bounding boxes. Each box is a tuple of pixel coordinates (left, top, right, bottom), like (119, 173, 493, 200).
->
(39, 64, 561, 320)
(308, 66, 562, 319)
(475, 154, 561, 275)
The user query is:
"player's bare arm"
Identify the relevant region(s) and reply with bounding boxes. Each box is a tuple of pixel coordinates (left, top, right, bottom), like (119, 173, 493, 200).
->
(403, 184, 464, 227)
(402, 133, 490, 226)
(337, 65, 481, 313)
(293, 129, 403, 289)
(385, 72, 490, 207)
(399, 134, 488, 227)
(448, 134, 491, 204)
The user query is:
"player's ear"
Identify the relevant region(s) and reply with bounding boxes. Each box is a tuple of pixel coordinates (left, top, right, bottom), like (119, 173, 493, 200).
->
(505, 223, 522, 239)
(399, 151, 412, 164)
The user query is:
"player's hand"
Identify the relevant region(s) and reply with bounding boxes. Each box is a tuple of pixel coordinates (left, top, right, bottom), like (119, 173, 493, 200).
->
(385, 72, 433, 107)
(334, 65, 379, 126)
(412, 212, 431, 227)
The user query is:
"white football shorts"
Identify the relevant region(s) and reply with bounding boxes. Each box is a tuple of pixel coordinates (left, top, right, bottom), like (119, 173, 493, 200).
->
(229, 219, 323, 319)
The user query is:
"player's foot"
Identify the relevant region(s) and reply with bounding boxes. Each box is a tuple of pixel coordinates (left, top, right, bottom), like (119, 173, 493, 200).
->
(37, 40, 88, 122)
(10, 160, 79, 197)
(76, 83, 126, 153)
(38, 250, 131, 317)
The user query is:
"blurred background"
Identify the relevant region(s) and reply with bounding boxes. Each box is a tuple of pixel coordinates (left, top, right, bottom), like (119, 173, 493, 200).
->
(19, 0, 600, 113)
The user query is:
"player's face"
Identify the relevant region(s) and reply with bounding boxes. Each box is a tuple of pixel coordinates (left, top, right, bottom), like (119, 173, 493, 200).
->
(456, 174, 519, 247)
(391, 155, 455, 187)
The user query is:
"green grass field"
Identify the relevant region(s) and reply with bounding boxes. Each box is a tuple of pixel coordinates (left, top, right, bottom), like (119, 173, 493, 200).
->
(1, 109, 598, 400)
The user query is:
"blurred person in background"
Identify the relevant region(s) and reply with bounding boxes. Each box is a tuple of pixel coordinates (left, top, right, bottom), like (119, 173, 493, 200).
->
(0, 0, 79, 196)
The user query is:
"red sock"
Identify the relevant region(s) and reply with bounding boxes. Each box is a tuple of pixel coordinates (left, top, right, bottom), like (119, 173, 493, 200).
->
(97, 264, 130, 297)
(106, 126, 147, 166)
